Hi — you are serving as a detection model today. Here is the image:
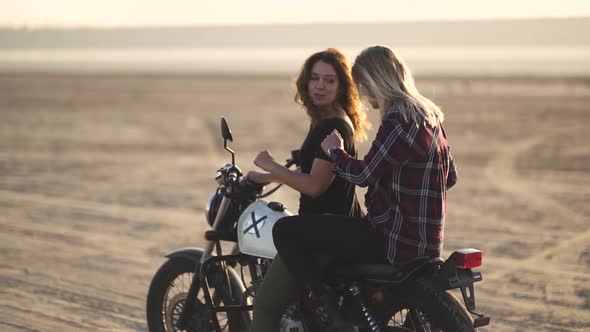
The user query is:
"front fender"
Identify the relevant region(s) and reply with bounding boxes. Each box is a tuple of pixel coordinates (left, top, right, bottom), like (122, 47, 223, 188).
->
(165, 247, 204, 265)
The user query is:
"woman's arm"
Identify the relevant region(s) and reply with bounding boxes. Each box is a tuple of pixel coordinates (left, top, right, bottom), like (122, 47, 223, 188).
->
(246, 170, 274, 184)
(253, 150, 335, 198)
(321, 118, 414, 187)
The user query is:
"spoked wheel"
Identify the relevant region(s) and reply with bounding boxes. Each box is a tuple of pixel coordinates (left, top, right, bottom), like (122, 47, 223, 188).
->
(383, 308, 442, 332)
(147, 257, 245, 332)
(165, 291, 216, 331)
(376, 283, 476, 332)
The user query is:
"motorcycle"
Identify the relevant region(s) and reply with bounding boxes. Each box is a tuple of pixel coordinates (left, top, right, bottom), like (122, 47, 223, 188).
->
(146, 117, 490, 332)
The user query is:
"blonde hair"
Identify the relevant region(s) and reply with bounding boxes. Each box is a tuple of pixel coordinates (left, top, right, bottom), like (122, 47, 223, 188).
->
(352, 46, 444, 128)
(295, 48, 369, 142)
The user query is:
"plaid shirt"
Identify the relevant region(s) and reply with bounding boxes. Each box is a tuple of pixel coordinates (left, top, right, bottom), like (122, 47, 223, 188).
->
(331, 105, 458, 264)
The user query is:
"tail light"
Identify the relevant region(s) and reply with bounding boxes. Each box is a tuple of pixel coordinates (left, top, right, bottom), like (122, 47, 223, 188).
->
(453, 248, 482, 269)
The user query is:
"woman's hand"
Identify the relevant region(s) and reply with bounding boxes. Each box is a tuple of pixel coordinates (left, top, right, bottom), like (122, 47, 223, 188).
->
(321, 129, 344, 155)
(246, 170, 272, 184)
(254, 150, 276, 172)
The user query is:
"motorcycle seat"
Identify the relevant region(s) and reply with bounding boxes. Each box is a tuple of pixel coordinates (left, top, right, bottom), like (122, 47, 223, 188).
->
(330, 256, 443, 283)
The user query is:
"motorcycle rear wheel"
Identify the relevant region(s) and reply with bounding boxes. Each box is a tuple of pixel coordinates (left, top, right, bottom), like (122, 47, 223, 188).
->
(146, 257, 245, 332)
(377, 282, 475, 332)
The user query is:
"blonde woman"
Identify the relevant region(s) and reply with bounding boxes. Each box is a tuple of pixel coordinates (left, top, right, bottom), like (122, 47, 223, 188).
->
(273, 46, 458, 328)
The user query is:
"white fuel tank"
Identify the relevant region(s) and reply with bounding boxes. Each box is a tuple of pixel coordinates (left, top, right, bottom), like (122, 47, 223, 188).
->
(237, 200, 293, 259)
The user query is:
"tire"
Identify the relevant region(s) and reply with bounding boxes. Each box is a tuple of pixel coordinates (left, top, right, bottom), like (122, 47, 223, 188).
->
(375, 280, 475, 332)
(146, 257, 246, 332)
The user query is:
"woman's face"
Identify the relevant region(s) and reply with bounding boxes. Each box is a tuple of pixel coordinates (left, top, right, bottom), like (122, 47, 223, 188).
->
(308, 60, 339, 110)
(357, 81, 379, 109)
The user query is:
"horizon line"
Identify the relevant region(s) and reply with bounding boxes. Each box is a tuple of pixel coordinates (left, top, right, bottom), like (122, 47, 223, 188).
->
(1, 15, 589, 30)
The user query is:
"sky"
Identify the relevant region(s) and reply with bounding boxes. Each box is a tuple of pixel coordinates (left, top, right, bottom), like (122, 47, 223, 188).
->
(1, 0, 590, 27)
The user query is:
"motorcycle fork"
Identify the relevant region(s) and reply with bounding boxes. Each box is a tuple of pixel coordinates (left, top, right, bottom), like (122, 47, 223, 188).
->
(201, 242, 223, 332)
(177, 240, 227, 331)
(202, 247, 260, 332)
(178, 195, 231, 330)
(176, 257, 205, 330)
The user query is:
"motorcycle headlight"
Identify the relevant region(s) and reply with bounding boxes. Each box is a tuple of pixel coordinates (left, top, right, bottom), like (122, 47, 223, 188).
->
(205, 191, 223, 227)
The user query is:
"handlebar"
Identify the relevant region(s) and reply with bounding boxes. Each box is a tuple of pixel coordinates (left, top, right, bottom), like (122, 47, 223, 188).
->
(258, 157, 299, 198)
(225, 149, 300, 198)
(239, 155, 299, 198)
(227, 171, 239, 183)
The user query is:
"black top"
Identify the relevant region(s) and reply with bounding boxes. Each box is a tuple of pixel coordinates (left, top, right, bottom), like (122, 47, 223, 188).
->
(298, 117, 362, 217)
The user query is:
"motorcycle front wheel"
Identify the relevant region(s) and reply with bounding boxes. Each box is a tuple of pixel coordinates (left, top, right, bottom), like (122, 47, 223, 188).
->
(146, 257, 246, 332)
(377, 281, 476, 332)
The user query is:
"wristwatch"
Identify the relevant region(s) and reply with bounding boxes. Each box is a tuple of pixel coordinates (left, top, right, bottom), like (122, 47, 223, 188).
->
(328, 146, 340, 159)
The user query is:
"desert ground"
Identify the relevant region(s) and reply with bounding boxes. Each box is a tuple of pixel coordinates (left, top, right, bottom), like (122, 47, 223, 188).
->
(0, 73, 589, 331)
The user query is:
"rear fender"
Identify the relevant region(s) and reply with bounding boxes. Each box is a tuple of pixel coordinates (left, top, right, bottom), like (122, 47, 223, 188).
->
(420, 260, 482, 312)
(424, 258, 490, 328)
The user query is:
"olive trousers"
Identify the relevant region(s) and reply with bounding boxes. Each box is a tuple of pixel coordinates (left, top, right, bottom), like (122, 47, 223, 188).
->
(250, 255, 300, 332)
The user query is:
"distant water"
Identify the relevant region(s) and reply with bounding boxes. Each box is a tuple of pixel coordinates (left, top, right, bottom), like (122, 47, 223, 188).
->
(1, 18, 589, 76)
(1, 46, 588, 76)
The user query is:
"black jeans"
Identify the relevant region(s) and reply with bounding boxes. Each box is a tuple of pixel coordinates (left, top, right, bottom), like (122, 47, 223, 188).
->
(272, 215, 387, 294)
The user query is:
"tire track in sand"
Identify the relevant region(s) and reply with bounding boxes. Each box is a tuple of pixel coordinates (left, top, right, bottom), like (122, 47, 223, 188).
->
(483, 137, 590, 279)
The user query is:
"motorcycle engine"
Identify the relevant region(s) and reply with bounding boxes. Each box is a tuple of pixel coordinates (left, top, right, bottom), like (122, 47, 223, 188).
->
(280, 313, 305, 332)
(280, 317, 305, 332)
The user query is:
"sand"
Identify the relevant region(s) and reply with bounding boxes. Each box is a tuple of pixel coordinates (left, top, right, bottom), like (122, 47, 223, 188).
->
(0, 73, 589, 331)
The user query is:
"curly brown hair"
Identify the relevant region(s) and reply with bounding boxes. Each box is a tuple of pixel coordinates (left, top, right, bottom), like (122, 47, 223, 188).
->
(295, 48, 369, 142)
